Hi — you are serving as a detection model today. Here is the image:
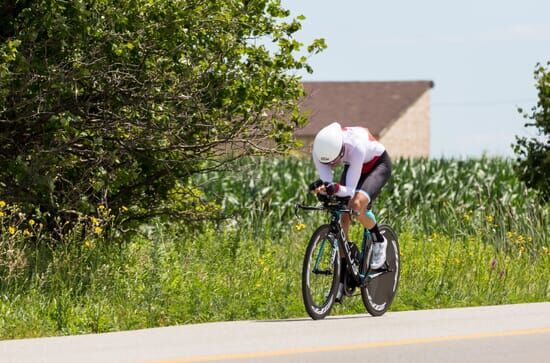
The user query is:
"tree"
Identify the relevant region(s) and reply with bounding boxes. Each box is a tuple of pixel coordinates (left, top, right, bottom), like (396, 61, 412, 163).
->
(0, 0, 325, 234)
(514, 61, 550, 202)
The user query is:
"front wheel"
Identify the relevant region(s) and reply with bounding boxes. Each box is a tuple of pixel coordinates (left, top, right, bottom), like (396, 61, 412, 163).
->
(302, 224, 341, 320)
(361, 224, 400, 316)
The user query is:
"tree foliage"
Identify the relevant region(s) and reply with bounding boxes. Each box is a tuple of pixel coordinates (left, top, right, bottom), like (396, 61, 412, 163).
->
(0, 0, 325, 232)
(514, 61, 550, 202)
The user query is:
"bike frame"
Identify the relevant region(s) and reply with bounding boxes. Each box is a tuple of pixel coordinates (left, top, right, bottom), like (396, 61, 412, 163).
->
(298, 199, 370, 285)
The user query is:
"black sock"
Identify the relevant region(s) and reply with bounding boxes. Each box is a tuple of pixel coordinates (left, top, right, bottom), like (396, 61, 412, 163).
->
(369, 224, 383, 242)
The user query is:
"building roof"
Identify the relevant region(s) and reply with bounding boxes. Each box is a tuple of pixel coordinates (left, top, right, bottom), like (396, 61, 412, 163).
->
(296, 81, 434, 137)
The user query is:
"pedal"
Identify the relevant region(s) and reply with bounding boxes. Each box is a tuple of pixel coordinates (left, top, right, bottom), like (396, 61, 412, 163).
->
(366, 265, 390, 280)
(367, 270, 385, 279)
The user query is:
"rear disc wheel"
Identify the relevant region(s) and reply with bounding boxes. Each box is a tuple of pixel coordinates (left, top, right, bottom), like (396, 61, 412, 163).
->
(361, 224, 400, 316)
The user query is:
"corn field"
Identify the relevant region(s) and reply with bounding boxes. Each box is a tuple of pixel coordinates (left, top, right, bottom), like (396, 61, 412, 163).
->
(196, 156, 549, 251)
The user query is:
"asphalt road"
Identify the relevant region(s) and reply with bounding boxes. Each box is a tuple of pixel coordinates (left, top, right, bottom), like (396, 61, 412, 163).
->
(1, 302, 549, 363)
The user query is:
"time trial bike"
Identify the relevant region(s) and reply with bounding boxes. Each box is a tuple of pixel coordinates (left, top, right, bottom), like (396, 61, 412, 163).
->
(296, 194, 400, 320)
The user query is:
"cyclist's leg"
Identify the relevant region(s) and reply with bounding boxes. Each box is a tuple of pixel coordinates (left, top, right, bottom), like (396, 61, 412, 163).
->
(340, 172, 379, 237)
(357, 152, 392, 238)
(359, 153, 392, 269)
(349, 191, 372, 230)
(340, 152, 392, 236)
(339, 166, 369, 238)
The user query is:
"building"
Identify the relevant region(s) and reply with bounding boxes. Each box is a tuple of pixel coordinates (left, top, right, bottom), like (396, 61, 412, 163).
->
(296, 81, 434, 158)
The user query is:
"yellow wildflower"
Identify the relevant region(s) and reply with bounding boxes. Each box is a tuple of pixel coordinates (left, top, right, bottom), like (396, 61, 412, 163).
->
(0, 211, 4, 217)
(8, 226, 16, 235)
(23, 229, 31, 237)
(94, 226, 103, 235)
(91, 217, 99, 225)
(0, 200, 5, 208)
(295, 223, 306, 231)
(84, 240, 93, 248)
(486, 215, 494, 224)
(29, 219, 35, 226)
(98, 205, 105, 210)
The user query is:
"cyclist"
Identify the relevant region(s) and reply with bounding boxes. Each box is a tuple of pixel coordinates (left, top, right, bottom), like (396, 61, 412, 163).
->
(309, 122, 392, 272)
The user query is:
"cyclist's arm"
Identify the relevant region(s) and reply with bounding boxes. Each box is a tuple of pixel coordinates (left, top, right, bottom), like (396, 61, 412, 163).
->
(334, 146, 365, 198)
(313, 155, 333, 182)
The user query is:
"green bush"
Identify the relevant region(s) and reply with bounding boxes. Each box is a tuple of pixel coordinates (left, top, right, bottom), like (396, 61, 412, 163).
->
(0, 0, 324, 235)
(514, 61, 550, 202)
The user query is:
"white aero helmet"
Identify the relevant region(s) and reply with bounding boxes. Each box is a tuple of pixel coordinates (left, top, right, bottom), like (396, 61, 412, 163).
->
(313, 122, 343, 163)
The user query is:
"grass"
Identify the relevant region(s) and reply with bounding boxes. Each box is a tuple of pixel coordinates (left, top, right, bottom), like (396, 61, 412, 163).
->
(0, 157, 549, 339)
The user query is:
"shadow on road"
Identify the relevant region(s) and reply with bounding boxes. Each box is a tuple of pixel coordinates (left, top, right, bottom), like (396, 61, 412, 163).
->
(256, 314, 372, 324)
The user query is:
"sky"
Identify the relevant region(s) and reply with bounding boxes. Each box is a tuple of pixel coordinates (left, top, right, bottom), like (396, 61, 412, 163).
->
(281, 0, 550, 158)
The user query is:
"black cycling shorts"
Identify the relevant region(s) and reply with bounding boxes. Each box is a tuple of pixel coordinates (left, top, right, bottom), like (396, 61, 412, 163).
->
(339, 151, 392, 207)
